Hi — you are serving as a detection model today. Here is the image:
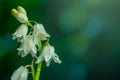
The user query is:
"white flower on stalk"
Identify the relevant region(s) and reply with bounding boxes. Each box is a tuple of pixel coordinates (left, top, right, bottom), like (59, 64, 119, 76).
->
(17, 35, 37, 57)
(12, 24, 28, 42)
(11, 6, 28, 23)
(35, 44, 61, 67)
(11, 66, 28, 80)
(33, 23, 50, 44)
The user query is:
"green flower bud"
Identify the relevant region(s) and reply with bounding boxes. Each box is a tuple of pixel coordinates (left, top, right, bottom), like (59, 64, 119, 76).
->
(11, 8, 19, 17)
(11, 6, 28, 23)
(17, 6, 27, 15)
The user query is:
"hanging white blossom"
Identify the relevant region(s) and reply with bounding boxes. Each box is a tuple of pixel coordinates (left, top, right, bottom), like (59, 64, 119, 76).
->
(11, 66, 28, 80)
(17, 35, 37, 57)
(33, 23, 50, 44)
(35, 44, 61, 66)
(12, 24, 28, 42)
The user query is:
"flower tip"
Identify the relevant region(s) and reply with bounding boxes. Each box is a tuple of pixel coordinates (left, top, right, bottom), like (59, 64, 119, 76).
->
(17, 6, 27, 15)
(35, 58, 42, 64)
(17, 6, 23, 9)
(11, 8, 18, 17)
(59, 60, 62, 64)
(47, 33, 51, 37)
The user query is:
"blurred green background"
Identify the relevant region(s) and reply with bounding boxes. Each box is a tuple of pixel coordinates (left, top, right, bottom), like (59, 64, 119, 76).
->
(1, 0, 120, 80)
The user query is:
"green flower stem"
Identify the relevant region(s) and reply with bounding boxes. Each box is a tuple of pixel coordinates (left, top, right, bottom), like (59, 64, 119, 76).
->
(25, 65, 31, 68)
(26, 21, 34, 28)
(34, 41, 42, 80)
(34, 62, 42, 80)
(31, 58, 35, 78)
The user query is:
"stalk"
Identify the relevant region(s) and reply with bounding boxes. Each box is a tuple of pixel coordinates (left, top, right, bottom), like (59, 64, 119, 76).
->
(34, 41, 42, 80)
(34, 62, 42, 80)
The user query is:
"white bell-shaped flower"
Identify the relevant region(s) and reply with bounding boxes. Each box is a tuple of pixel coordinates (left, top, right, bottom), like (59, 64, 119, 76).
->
(12, 24, 28, 42)
(11, 66, 28, 80)
(17, 35, 37, 57)
(11, 6, 28, 23)
(33, 23, 50, 44)
(35, 44, 61, 67)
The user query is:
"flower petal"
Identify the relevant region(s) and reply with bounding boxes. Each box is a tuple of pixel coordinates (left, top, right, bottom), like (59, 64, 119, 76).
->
(17, 6, 27, 15)
(33, 23, 50, 44)
(16, 13, 28, 23)
(35, 54, 44, 63)
(19, 67, 28, 80)
(11, 66, 24, 80)
(35, 45, 61, 66)
(12, 24, 28, 42)
(52, 53, 61, 64)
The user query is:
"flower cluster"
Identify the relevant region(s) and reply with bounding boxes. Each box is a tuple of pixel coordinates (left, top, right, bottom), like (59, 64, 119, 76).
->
(11, 6, 61, 80)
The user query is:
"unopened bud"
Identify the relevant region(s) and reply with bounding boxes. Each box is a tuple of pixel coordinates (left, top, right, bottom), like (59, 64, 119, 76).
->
(11, 9, 18, 17)
(17, 6, 27, 15)
(11, 7, 28, 23)
(16, 13, 28, 23)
